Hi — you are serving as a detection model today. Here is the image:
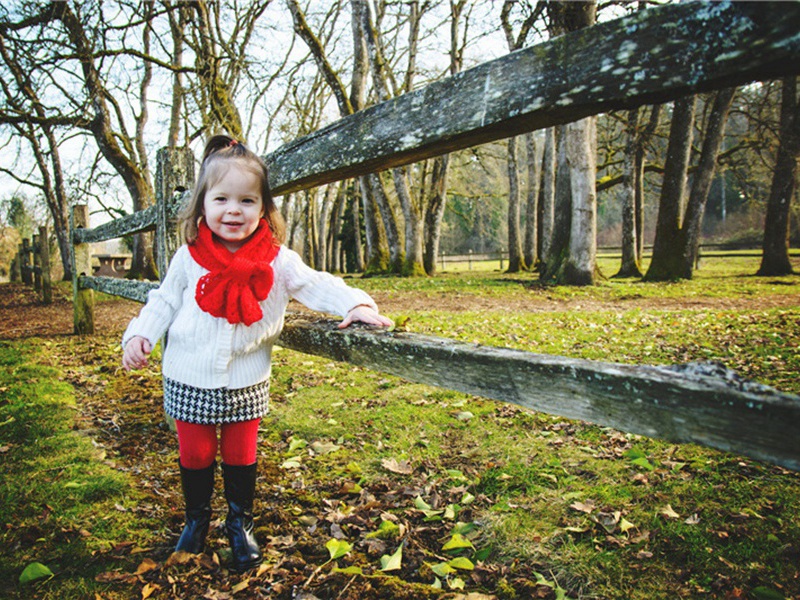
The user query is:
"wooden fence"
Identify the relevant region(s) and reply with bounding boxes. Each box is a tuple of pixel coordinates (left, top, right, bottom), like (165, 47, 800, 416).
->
(72, 2, 800, 471)
(10, 226, 53, 304)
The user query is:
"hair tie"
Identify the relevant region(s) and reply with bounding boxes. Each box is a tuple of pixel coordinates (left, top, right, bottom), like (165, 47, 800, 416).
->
(229, 139, 239, 147)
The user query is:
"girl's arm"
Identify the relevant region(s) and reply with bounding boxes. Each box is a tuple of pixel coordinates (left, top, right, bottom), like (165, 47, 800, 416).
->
(279, 248, 391, 328)
(121, 247, 190, 359)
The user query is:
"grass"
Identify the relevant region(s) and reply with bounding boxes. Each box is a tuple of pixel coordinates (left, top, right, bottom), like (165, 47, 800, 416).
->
(1, 251, 798, 599)
(0, 341, 160, 599)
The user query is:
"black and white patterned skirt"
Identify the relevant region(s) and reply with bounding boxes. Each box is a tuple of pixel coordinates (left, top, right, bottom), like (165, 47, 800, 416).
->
(163, 378, 270, 425)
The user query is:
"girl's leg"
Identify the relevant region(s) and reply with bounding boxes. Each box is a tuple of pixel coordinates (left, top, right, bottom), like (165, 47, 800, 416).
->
(220, 418, 260, 466)
(175, 420, 218, 469)
(173, 420, 217, 553)
(220, 418, 262, 571)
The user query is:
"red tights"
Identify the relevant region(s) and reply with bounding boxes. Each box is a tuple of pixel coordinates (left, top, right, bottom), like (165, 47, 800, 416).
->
(175, 419, 260, 469)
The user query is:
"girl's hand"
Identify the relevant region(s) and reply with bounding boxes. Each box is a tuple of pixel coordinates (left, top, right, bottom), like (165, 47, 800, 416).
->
(338, 305, 393, 329)
(122, 336, 152, 371)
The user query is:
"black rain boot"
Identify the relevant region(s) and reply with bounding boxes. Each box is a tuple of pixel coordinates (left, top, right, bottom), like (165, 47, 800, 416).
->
(175, 461, 215, 554)
(222, 463, 263, 572)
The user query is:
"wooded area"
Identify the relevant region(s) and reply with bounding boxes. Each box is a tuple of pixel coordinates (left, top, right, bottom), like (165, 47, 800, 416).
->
(1, 1, 799, 284)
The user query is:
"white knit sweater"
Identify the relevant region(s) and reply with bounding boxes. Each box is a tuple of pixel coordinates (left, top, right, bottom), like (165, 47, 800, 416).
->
(122, 245, 377, 389)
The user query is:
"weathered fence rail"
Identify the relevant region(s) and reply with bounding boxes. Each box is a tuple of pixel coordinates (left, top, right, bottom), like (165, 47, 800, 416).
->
(71, 1, 800, 471)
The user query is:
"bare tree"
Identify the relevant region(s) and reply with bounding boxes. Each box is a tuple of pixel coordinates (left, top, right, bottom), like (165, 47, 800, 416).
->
(540, 0, 598, 285)
(0, 22, 73, 278)
(758, 76, 799, 276)
(500, 0, 543, 273)
(185, 0, 273, 141)
(645, 89, 736, 281)
(614, 105, 664, 279)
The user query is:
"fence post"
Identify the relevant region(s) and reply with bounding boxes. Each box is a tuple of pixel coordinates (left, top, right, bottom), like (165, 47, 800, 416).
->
(499, 248, 504, 271)
(155, 147, 194, 434)
(468, 249, 473, 271)
(10, 250, 21, 283)
(20, 239, 32, 285)
(32, 232, 42, 293)
(39, 225, 52, 304)
(71, 205, 94, 334)
(155, 146, 195, 279)
(441, 251, 445, 272)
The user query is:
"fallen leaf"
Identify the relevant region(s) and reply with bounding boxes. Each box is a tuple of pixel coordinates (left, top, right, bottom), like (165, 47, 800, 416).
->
(380, 544, 403, 571)
(442, 533, 474, 551)
(684, 513, 701, 525)
(570, 500, 596, 514)
(326, 538, 352, 561)
(135, 558, 158, 576)
(141, 583, 159, 599)
(381, 457, 413, 475)
(165, 551, 195, 567)
(660, 504, 680, 519)
(310, 440, 340, 454)
(19, 562, 53, 584)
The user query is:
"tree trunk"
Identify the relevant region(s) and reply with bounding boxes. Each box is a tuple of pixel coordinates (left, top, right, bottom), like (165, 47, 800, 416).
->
(361, 175, 390, 274)
(541, 125, 572, 281)
(393, 167, 425, 276)
(523, 132, 540, 270)
(644, 95, 696, 281)
(539, 127, 557, 269)
(564, 116, 598, 285)
(615, 108, 643, 278)
(316, 182, 338, 272)
(506, 136, 526, 272)
(539, 0, 597, 285)
(424, 155, 449, 275)
(635, 105, 662, 263)
(680, 87, 737, 278)
(759, 76, 799, 276)
(166, 1, 187, 149)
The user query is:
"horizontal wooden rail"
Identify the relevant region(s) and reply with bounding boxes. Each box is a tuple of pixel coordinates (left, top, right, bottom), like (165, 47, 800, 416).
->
(73, 197, 183, 245)
(277, 317, 800, 472)
(79, 275, 157, 303)
(267, 1, 800, 195)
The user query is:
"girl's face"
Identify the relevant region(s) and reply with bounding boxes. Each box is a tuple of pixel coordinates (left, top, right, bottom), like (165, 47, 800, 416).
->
(202, 161, 264, 252)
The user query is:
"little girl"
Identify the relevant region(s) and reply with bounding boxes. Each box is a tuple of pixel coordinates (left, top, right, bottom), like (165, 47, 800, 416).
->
(122, 134, 391, 572)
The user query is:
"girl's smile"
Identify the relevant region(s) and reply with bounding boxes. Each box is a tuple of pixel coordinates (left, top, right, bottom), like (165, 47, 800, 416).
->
(202, 162, 264, 252)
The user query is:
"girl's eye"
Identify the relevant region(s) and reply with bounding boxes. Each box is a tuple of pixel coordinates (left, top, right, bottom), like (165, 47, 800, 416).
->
(214, 196, 226, 202)
(242, 198, 255, 204)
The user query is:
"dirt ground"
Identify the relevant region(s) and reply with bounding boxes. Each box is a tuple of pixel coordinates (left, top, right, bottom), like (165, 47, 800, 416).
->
(2, 280, 799, 341)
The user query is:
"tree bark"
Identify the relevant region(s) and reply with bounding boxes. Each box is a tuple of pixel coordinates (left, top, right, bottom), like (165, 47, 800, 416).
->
(539, 127, 557, 269)
(506, 136, 526, 272)
(615, 108, 643, 278)
(539, 0, 597, 285)
(542, 125, 572, 281)
(680, 87, 737, 277)
(565, 116, 598, 285)
(635, 105, 662, 263)
(500, 0, 542, 274)
(524, 132, 540, 269)
(758, 76, 799, 276)
(423, 155, 449, 275)
(644, 95, 696, 281)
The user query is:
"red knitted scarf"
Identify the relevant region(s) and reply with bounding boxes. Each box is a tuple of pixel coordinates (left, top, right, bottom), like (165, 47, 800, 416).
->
(188, 219, 280, 325)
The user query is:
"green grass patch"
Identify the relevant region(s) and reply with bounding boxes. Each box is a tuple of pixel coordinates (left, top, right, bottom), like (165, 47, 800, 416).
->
(0, 340, 158, 599)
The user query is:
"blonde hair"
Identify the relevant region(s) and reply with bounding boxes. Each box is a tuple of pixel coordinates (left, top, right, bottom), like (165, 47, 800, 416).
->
(180, 134, 286, 244)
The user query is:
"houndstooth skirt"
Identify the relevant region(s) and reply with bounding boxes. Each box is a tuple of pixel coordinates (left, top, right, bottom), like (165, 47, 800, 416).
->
(163, 378, 270, 425)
